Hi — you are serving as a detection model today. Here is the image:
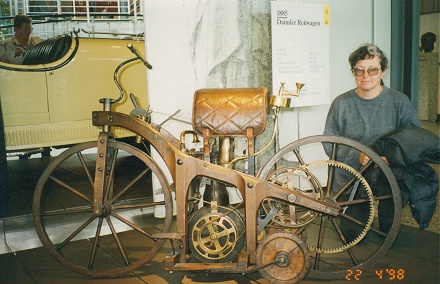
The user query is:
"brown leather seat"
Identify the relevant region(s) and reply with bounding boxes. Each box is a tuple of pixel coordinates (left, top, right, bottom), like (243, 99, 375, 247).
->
(192, 88, 268, 164)
(193, 88, 267, 136)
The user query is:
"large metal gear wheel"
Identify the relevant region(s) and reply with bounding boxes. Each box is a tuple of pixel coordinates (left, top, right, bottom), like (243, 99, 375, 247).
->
(304, 160, 375, 253)
(256, 232, 310, 284)
(188, 206, 245, 263)
(258, 135, 401, 280)
(262, 161, 375, 253)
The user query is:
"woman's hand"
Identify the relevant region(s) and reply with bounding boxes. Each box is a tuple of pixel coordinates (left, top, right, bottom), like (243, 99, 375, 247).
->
(359, 153, 389, 166)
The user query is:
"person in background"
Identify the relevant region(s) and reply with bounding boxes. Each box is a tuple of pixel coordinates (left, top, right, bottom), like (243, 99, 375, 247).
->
(0, 14, 42, 64)
(420, 32, 437, 53)
(323, 44, 421, 236)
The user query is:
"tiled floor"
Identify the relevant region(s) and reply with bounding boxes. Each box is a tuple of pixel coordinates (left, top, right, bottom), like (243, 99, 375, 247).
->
(0, 122, 438, 283)
(0, 214, 438, 283)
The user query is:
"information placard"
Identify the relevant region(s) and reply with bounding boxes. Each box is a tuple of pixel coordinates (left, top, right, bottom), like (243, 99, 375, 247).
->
(271, 2, 330, 107)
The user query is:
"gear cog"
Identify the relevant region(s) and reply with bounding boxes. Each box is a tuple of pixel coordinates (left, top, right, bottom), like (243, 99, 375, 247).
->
(303, 160, 375, 253)
(188, 206, 245, 262)
(261, 160, 375, 254)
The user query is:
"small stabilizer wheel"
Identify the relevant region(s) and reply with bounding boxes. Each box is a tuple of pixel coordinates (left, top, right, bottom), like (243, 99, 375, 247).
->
(256, 232, 310, 284)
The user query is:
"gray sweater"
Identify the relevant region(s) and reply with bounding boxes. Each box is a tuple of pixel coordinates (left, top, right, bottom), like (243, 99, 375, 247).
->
(323, 86, 421, 169)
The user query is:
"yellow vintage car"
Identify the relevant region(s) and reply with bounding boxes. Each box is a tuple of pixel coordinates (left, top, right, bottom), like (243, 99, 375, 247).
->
(0, 33, 148, 153)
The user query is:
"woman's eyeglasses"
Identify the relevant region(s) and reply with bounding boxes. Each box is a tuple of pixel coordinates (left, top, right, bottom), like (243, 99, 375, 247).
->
(352, 67, 380, 77)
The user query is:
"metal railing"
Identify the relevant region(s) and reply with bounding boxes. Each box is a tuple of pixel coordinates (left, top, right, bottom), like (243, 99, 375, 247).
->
(0, 0, 144, 39)
(26, 0, 142, 18)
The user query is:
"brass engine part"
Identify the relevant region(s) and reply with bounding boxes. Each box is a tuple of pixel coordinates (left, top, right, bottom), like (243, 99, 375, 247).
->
(188, 206, 245, 262)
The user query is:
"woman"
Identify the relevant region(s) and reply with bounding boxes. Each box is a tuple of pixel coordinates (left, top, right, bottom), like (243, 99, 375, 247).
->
(323, 44, 421, 235)
(324, 44, 420, 167)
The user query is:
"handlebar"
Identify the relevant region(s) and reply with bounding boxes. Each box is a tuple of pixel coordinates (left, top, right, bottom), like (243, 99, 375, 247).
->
(127, 43, 152, 69)
(99, 43, 152, 105)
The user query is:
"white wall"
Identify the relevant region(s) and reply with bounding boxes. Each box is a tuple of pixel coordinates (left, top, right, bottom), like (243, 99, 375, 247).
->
(144, 0, 391, 145)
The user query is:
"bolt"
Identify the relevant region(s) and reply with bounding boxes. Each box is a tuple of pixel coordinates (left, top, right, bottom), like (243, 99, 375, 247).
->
(287, 194, 297, 202)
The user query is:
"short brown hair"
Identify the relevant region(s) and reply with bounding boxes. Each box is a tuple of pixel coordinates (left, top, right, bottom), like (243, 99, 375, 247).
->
(14, 14, 32, 29)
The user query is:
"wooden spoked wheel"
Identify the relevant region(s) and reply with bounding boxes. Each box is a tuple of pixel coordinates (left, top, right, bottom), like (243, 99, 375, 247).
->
(33, 140, 173, 277)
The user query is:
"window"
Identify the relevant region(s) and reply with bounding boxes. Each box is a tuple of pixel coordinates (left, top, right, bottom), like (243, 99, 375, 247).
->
(421, 0, 440, 15)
